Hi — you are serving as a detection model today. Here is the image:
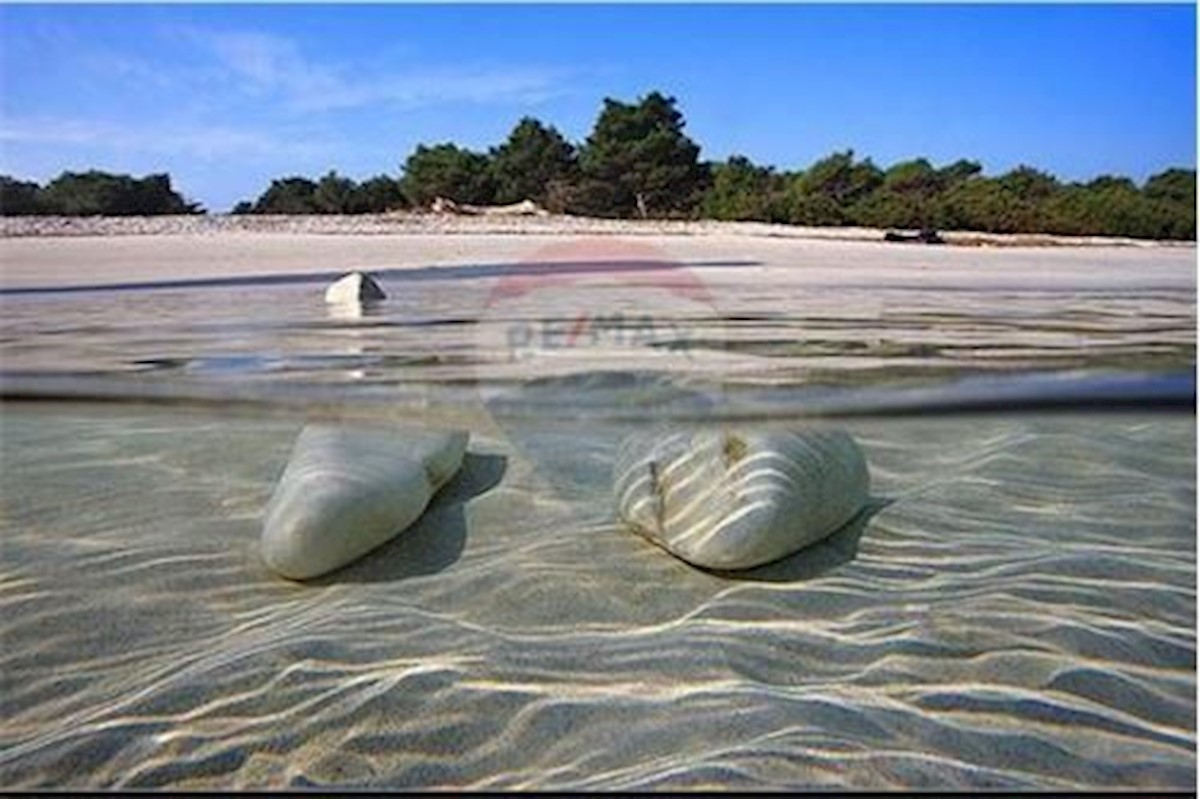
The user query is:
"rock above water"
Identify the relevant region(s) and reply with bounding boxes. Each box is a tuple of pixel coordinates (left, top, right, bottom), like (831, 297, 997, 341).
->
(262, 424, 468, 580)
(614, 428, 869, 570)
(324, 272, 386, 304)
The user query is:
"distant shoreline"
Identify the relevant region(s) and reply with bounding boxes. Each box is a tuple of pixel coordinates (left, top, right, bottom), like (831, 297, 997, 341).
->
(1, 213, 1193, 249)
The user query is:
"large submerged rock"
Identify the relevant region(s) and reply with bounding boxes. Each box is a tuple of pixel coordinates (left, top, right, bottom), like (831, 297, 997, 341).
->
(262, 424, 468, 580)
(613, 428, 869, 570)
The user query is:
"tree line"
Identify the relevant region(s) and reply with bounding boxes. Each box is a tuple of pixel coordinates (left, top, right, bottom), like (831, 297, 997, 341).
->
(0, 171, 202, 216)
(1, 91, 1194, 240)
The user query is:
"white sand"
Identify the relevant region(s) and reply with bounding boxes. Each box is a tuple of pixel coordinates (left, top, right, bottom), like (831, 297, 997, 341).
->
(0, 219, 1194, 293)
(1, 408, 1194, 789)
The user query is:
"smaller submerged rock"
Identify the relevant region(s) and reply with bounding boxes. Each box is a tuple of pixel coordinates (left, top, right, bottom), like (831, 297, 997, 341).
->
(614, 428, 869, 570)
(325, 271, 386, 305)
(262, 424, 467, 580)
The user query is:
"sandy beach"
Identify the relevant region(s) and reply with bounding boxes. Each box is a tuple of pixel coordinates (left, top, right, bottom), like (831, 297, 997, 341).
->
(0, 214, 1194, 294)
(0, 217, 1194, 789)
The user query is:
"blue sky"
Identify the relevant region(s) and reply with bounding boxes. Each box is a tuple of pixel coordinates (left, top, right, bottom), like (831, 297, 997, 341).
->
(1, 4, 1194, 211)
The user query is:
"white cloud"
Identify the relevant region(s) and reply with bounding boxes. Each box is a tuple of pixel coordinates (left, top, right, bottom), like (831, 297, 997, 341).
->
(179, 26, 571, 114)
(78, 52, 181, 91)
(310, 66, 567, 112)
(0, 117, 330, 161)
(2, 24, 585, 208)
(194, 29, 322, 94)
(0, 120, 99, 146)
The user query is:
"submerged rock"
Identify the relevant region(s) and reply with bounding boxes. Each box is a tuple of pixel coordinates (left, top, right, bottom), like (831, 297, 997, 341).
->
(613, 428, 869, 570)
(324, 271, 386, 305)
(262, 424, 467, 580)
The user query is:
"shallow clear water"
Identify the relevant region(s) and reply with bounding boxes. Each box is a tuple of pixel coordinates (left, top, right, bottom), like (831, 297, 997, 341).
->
(0, 257, 1195, 789)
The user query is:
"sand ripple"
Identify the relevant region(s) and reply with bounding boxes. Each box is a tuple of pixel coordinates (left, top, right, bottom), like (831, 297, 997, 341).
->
(0, 408, 1192, 789)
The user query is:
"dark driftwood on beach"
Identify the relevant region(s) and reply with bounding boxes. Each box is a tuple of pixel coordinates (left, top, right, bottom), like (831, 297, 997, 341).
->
(884, 228, 946, 245)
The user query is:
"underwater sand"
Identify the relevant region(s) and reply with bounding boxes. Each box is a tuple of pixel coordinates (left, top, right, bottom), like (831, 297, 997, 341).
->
(1, 408, 1193, 789)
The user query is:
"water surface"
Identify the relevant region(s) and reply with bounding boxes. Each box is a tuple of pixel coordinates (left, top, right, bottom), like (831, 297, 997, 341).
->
(1, 258, 1194, 789)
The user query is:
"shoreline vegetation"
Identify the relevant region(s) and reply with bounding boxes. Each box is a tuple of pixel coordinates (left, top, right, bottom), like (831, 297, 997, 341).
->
(1, 92, 1195, 243)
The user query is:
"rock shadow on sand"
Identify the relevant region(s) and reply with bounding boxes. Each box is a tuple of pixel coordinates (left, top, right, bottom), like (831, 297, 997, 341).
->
(712, 497, 893, 583)
(309, 452, 507, 585)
